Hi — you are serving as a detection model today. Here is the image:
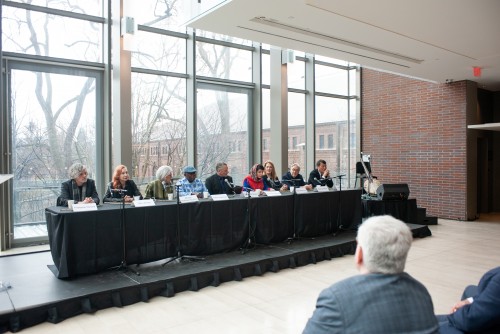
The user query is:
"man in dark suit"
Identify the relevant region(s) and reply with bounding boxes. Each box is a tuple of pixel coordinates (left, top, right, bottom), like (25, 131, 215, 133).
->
(204, 162, 234, 195)
(57, 163, 100, 206)
(308, 159, 334, 188)
(437, 266, 500, 333)
(303, 215, 438, 334)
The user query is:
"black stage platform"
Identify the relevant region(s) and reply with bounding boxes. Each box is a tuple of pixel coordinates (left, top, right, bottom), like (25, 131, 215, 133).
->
(0, 223, 431, 333)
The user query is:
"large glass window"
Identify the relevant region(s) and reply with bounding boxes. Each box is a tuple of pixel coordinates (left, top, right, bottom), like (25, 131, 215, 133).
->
(261, 88, 271, 162)
(196, 85, 250, 184)
(315, 64, 348, 96)
(132, 31, 186, 73)
(9, 64, 100, 242)
(2, 6, 103, 62)
(315, 96, 349, 179)
(131, 73, 187, 189)
(288, 92, 305, 169)
(196, 41, 252, 82)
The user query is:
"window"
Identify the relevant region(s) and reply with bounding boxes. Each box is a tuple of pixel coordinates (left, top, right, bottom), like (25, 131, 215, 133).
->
(319, 135, 325, 149)
(328, 134, 334, 149)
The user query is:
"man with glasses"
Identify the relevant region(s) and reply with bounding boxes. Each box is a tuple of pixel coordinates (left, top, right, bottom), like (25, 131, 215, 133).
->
(177, 166, 207, 198)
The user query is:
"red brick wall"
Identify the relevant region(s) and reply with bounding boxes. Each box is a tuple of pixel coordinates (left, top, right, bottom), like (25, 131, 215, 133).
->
(361, 69, 468, 220)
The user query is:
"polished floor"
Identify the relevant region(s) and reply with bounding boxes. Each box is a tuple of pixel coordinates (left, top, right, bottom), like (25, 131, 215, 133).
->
(6, 214, 500, 334)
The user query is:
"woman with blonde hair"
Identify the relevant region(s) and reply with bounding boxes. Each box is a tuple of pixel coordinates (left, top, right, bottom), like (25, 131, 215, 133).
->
(262, 160, 288, 191)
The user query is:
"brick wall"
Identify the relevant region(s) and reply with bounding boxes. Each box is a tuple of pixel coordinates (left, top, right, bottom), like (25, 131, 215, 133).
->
(361, 69, 468, 220)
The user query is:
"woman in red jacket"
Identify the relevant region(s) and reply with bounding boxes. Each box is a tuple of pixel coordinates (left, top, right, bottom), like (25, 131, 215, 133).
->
(242, 164, 269, 191)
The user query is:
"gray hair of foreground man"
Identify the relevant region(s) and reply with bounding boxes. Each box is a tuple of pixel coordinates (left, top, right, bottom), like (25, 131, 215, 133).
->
(357, 215, 413, 274)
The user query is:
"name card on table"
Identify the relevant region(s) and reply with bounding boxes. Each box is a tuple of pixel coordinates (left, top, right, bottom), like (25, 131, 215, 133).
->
(133, 199, 156, 207)
(295, 187, 309, 194)
(315, 185, 330, 192)
(263, 190, 281, 197)
(211, 194, 229, 201)
(72, 203, 98, 212)
(179, 195, 199, 203)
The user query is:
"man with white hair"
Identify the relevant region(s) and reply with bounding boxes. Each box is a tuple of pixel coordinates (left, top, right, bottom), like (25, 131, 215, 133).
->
(303, 215, 438, 334)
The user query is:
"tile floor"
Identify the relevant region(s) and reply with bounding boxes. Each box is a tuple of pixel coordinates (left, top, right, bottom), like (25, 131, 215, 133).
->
(8, 214, 500, 334)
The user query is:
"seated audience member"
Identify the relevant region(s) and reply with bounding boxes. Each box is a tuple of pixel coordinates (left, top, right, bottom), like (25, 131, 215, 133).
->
(57, 163, 100, 206)
(262, 160, 288, 191)
(177, 166, 207, 198)
(144, 165, 174, 199)
(308, 159, 334, 188)
(205, 162, 235, 195)
(437, 266, 500, 334)
(103, 164, 142, 203)
(243, 164, 269, 191)
(303, 215, 438, 334)
(281, 163, 313, 190)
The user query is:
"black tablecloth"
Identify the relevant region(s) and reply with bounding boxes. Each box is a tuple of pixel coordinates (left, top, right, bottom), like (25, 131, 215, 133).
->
(46, 189, 362, 278)
(361, 198, 418, 224)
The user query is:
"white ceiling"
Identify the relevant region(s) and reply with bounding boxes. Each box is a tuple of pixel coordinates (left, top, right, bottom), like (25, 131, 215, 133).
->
(187, 0, 500, 91)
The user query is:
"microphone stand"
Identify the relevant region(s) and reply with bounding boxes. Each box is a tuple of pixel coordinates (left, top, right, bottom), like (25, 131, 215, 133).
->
(332, 174, 346, 235)
(286, 179, 299, 244)
(110, 189, 140, 275)
(240, 187, 255, 254)
(163, 184, 205, 265)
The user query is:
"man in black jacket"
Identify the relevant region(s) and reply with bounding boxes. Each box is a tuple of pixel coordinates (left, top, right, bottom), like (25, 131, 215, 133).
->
(308, 159, 334, 188)
(57, 163, 100, 206)
(205, 162, 235, 195)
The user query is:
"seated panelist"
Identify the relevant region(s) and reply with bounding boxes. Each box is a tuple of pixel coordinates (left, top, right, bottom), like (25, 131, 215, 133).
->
(178, 166, 207, 198)
(243, 164, 269, 191)
(282, 163, 313, 190)
(144, 165, 174, 199)
(57, 162, 100, 206)
(308, 159, 334, 188)
(205, 162, 235, 195)
(103, 165, 142, 203)
(262, 160, 288, 191)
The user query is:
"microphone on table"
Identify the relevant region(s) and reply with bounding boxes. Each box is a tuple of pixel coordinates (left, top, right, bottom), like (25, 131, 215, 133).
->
(314, 177, 323, 186)
(224, 178, 234, 189)
(225, 178, 236, 194)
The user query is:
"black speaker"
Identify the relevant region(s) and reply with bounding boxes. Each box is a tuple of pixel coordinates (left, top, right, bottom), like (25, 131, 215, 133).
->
(376, 184, 410, 200)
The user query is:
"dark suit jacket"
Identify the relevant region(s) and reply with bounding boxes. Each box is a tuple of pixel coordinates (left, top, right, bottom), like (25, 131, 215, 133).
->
(205, 174, 234, 195)
(440, 266, 500, 334)
(281, 172, 307, 187)
(308, 169, 334, 188)
(57, 179, 100, 206)
(303, 272, 438, 334)
(103, 180, 142, 202)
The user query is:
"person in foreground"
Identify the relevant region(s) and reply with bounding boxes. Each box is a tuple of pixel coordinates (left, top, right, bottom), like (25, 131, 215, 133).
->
(144, 165, 174, 199)
(303, 215, 438, 334)
(308, 159, 334, 188)
(262, 160, 288, 191)
(281, 163, 313, 190)
(242, 164, 269, 191)
(57, 163, 100, 206)
(103, 164, 142, 203)
(436, 266, 500, 334)
(177, 165, 207, 198)
(205, 162, 234, 195)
